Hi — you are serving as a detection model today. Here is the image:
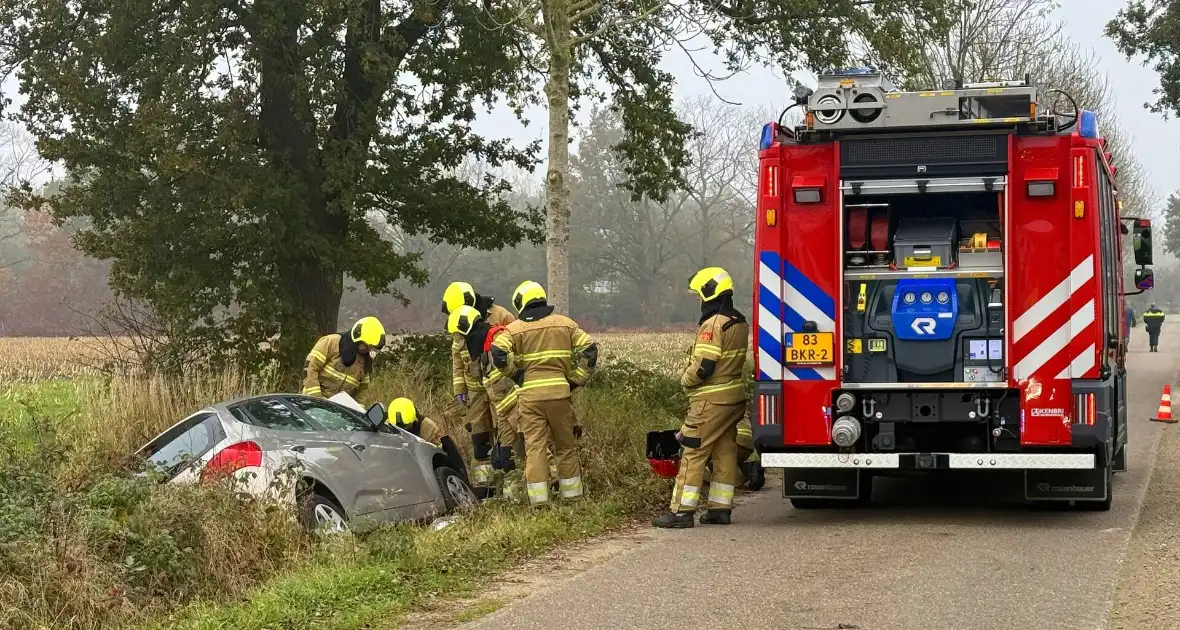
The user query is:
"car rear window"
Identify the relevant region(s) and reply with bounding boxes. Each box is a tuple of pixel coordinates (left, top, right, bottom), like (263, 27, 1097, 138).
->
(231, 398, 317, 432)
(144, 412, 225, 476)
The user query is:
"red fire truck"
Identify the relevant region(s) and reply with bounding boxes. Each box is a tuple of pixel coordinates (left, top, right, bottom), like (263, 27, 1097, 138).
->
(752, 69, 1156, 511)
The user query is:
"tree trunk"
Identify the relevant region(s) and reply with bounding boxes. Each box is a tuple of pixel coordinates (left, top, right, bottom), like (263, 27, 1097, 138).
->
(544, 17, 573, 314)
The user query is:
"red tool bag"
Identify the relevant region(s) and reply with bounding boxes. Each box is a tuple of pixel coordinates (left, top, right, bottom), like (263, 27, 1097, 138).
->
(646, 429, 682, 478)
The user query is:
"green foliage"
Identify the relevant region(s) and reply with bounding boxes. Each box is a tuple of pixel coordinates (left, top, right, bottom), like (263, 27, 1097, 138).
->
(0, 0, 544, 373)
(1164, 192, 1180, 258)
(1107, 1, 1180, 118)
(588, 359, 689, 418)
(378, 333, 454, 382)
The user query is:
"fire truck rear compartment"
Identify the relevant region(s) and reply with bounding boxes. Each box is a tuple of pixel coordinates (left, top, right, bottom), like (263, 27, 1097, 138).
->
(833, 389, 1023, 453)
(843, 190, 1005, 385)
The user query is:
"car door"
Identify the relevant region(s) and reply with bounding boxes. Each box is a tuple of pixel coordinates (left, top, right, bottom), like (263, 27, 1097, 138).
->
(283, 396, 434, 515)
(227, 398, 369, 512)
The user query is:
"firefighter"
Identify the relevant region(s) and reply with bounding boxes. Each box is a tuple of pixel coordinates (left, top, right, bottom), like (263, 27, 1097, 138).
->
(441, 281, 516, 494)
(387, 397, 470, 486)
(447, 305, 525, 475)
(1125, 302, 1137, 344)
(1144, 303, 1166, 352)
(699, 417, 765, 493)
(301, 316, 386, 401)
(490, 280, 598, 506)
(654, 267, 749, 529)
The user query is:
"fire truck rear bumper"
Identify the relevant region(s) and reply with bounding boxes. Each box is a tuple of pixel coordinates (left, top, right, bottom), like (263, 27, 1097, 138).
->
(760, 452, 1095, 470)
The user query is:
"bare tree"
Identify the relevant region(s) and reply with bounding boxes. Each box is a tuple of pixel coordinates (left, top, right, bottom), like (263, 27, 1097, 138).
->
(0, 122, 50, 269)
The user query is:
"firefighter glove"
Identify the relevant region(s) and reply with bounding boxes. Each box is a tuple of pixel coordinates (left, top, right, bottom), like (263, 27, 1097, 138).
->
(492, 445, 515, 471)
(572, 424, 583, 439)
(456, 393, 467, 406)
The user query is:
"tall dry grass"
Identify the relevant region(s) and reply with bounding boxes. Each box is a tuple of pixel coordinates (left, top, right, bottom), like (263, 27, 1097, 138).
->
(0, 332, 691, 630)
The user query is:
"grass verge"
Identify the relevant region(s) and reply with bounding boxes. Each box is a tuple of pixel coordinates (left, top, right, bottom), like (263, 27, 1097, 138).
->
(1, 333, 697, 630)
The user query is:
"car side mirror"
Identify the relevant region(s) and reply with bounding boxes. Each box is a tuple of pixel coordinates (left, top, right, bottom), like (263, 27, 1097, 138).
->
(365, 403, 387, 429)
(1135, 267, 1155, 291)
(1133, 219, 1153, 266)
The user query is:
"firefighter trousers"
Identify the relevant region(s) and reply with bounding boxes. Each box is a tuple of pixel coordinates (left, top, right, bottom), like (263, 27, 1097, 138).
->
(465, 389, 494, 488)
(671, 399, 746, 512)
(518, 397, 582, 505)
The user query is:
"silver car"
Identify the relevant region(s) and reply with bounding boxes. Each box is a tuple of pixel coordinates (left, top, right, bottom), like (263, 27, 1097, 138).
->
(135, 394, 477, 532)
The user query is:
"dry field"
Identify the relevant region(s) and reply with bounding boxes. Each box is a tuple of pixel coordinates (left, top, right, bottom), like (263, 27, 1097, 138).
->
(0, 332, 697, 382)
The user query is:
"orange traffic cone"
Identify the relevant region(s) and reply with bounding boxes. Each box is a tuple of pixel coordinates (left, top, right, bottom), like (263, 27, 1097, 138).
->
(1151, 385, 1177, 423)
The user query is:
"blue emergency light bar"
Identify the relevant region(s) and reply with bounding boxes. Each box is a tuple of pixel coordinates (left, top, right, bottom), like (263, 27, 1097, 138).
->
(759, 122, 776, 150)
(1079, 110, 1099, 139)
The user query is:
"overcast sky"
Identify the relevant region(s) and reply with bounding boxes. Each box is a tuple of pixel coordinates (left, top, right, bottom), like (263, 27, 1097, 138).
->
(472, 0, 1180, 209)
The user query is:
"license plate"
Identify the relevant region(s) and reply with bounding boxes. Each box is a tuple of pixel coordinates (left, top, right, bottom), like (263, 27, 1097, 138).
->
(784, 332, 834, 365)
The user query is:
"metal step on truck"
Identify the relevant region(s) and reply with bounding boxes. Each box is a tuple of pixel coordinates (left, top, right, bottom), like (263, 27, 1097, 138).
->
(752, 69, 1156, 511)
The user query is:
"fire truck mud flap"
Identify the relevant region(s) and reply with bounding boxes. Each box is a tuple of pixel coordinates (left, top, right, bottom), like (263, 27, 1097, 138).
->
(1023, 466, 1110, 502)
(782, 468, 863, 500)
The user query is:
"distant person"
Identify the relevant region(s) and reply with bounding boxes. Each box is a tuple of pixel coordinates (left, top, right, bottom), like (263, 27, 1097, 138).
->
(1144, 303, 1166, 353)
(301, 316, 386, 400)
(1125, 303, 1137, 344)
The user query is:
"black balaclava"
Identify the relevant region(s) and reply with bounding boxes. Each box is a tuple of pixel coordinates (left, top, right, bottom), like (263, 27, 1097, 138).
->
(338, 331, 359, 367)
(465, 319, 492, 360)
(520, 299, 555, 322)
(699, 291, 746, 326)
(473, 293, 495, 319)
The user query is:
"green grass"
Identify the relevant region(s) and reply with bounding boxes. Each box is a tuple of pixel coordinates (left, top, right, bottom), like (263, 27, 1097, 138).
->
(0, 345, 685, 630)
(142, 496, 651, 630)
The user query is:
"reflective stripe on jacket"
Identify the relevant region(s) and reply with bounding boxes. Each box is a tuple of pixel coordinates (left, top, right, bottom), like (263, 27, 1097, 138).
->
(451, 304, 516, 396)
(492, 310, 594, 402)
(302, 334, 371, 399)
(681, 313, 749, 404)
(1144, 309, 1165, 333)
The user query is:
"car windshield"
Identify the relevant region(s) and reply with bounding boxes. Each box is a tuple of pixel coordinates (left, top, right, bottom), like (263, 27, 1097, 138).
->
(144, 412, 223, 475)
(232, 398, 317, 432)
(287, 397, 372, 432)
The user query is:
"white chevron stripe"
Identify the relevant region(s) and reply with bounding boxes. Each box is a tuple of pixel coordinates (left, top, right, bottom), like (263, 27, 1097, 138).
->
(1014, 299, 1095, 380)
(784, 284, 836, 331)
(759, 261, 782, 299)
(814, 366, 836, 380)
(1013, 255, 1093, 343)
(1055, 343, 1097, 380)
(759, 348, 784, 380)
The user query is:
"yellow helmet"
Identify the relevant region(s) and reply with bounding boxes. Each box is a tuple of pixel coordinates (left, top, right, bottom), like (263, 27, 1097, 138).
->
(447, 305, 482, 336)
(441, 281, 476, 315)
(350, 316, 386, 348)
(512, 280, 547, 312)
(388, 397, 417, 427)
(689, 267, 734, 302)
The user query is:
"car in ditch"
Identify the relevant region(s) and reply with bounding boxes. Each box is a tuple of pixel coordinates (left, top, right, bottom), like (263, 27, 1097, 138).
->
(134, 393, 477, 532)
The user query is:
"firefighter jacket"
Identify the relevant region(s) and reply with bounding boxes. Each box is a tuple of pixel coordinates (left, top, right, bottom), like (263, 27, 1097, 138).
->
(681, 297, 748, 404)
(1144, 308, 1165, 333)
(451, 299, 516, 396)
(302, 333, 372, 400)
(490, 303, 596, 403)
(477, 325, 521, 420)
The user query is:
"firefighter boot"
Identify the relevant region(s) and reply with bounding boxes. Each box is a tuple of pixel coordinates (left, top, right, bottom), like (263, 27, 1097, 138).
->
(699, 509, 731, 525)
(652, 511, 695, 529)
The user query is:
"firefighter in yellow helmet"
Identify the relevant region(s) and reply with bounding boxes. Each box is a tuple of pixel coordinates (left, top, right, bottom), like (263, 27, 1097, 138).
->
(301, 316, 386, 401)
(441, 281, 516, 496)
(654, 267, 749, 528)
(491, 280, 598, 506)
(387, 397, 471, 487)
(448, 305, 524, 473)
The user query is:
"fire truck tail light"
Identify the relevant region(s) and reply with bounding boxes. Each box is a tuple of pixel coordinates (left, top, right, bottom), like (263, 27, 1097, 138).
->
(1073, 393, 1096, 426)
(1026, 181, 1055, 197)
(763, 164, 779, 197)
(759, 393, 781, 426)
(794, 188, 822, 204)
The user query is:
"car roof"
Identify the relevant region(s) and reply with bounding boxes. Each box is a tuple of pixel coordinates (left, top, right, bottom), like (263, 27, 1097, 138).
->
(208, 392, 308, 411)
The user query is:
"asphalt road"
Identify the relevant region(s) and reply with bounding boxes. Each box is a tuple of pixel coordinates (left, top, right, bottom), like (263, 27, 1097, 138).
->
(467, 328, 1179, 630)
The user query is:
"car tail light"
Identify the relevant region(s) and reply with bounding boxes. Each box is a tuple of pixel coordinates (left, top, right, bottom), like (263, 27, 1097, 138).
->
(1073, 393, 1095, 426)
(201, 441, 263, 483)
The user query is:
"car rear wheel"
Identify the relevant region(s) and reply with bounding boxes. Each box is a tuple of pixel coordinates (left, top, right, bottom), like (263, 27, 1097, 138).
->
(299, 493, 348, 534)
(435, 466, 478, 512)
